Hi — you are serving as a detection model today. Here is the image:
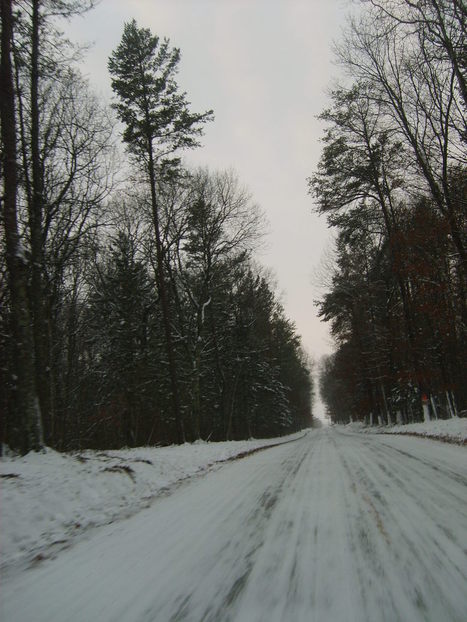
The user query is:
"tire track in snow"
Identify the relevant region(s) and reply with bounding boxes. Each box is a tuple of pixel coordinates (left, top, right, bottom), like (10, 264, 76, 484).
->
(336, 431, 467, 622)
(1, 429, 466, 622)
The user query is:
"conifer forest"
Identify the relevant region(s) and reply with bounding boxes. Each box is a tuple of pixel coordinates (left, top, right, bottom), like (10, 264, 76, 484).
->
(0, 1, 312, 452)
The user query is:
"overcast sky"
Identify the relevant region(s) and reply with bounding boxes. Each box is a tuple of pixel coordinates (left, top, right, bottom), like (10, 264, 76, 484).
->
(65, 0, 351, 374)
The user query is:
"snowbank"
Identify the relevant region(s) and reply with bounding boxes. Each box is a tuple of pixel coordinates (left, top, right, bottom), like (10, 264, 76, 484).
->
(345, 418, 467, 444)
(380, 418, 467, 443)
(0, 432, 305, 573)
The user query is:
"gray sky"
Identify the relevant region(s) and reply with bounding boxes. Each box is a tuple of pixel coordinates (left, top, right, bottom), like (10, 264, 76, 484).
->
(65, 0, 350, 369)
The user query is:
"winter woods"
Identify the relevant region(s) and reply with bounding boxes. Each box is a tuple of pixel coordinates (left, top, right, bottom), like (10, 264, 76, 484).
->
(0, 2, 312, 452)
(312, 0, 466, 425)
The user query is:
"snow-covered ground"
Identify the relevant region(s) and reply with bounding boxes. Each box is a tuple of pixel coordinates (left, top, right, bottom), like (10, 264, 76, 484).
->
(0, 432, 304, 573)
(1, 428, 466, 621)
(345, 417, 467, 443)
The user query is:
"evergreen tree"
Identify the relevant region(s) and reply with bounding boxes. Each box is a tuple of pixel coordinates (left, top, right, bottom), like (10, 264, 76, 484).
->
(86, 231, 158, 447)
(108, 20, 213, 443)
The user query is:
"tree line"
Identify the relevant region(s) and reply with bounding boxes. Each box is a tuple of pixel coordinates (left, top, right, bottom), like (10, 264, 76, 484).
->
(1, 1, 313, 453)
(312, 0, 466, 425)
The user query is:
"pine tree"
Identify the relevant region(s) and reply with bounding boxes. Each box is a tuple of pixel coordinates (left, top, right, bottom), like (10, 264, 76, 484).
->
(108, 20, 213, 443)
(87, 231, 156, 447)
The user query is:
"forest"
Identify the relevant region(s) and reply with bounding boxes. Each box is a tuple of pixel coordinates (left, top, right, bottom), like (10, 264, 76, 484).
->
(0, 1, 313, 453)
(313, 0, 466, 425)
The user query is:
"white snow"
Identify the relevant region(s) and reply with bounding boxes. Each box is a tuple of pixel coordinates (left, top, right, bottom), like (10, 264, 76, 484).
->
(0, 432, 304, 573)
(345, 417, 467, 443)
(1, 428, 466, 622)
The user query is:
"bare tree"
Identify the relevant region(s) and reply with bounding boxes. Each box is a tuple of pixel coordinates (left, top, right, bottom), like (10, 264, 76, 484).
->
(169, 169, 265, 439)
(5, 0, 113, 444)
(365, 0, 467, 111)
(338, 4, 466, 281)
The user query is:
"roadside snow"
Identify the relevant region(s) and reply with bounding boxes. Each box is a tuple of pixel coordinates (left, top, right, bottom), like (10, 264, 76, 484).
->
(0, 432, 305, 572)
(2, 429, 466, 622)
(344, 417, 467, 443)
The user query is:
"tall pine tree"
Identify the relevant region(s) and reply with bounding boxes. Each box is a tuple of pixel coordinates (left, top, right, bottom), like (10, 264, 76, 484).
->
(108, 20, 213, 443)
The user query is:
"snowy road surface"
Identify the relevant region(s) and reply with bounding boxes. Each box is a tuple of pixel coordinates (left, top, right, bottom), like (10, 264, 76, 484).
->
(2, 428, 467, 622)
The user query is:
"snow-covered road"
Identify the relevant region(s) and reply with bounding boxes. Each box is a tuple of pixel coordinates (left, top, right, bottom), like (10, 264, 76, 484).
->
(2, 428, 467, 621)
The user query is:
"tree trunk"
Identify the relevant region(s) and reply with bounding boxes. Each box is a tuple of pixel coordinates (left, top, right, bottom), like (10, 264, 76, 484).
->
(146, 147, 184, 444)
(30, 0, 53, 440)
(226, 366, 241, 441)
(191, 342, 201, 441)
(1, 0, 44, 452)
